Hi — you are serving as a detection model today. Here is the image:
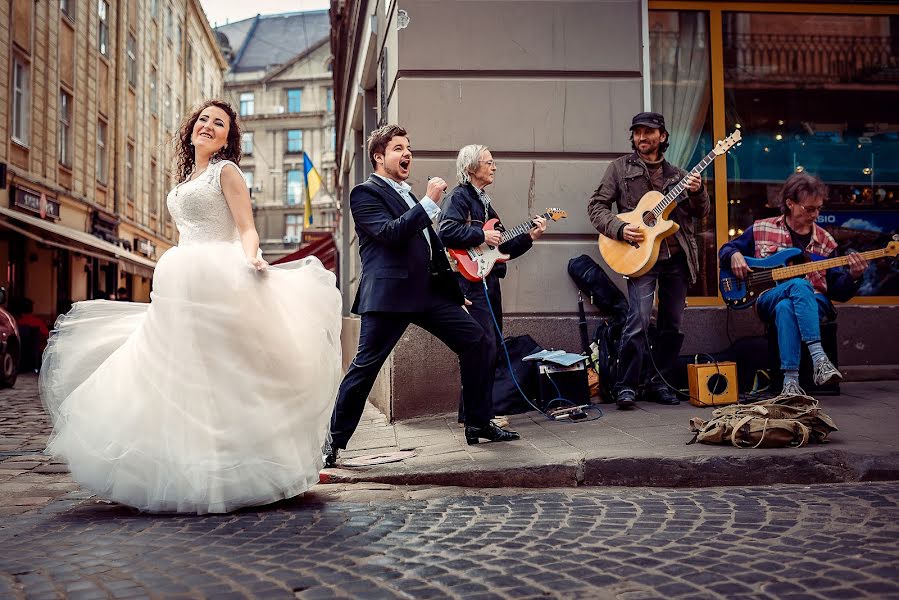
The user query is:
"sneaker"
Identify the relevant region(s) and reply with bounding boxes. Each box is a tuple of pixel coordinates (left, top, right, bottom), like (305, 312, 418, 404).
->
(616, 388, 636, 410)
(813, 357, 843, 386)
(780, 380, 806, 397)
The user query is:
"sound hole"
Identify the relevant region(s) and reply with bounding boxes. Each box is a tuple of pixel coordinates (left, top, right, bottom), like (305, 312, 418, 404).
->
(707, 373, 729, 396)
(642, 212, 657, 227)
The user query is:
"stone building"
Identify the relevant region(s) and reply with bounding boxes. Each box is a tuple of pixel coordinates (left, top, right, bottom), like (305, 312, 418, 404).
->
(216, 11, 338, 263)
(0, 0, 226, 323)
(329, 0, 899, 420)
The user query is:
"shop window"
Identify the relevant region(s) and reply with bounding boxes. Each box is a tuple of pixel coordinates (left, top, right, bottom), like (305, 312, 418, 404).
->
(722, 12, 899, 297)
(649, 10, 716, 296)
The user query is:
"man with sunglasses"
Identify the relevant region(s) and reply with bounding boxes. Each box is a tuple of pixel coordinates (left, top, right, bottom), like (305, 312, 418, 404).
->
(719, 172, 868, 396)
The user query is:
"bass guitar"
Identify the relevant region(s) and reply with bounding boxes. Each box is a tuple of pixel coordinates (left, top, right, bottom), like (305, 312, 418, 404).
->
(447, 208, 567, 282)
(720, 240, 899, 309)
(599, 130, 742, 277)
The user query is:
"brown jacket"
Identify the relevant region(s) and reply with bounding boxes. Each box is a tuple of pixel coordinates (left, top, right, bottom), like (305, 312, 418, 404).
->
(587, 152, 710, 283)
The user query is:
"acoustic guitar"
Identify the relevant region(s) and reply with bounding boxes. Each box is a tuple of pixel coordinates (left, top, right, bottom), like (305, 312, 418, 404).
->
(446, 208, 567, 282)
(599, 130, 742, 277)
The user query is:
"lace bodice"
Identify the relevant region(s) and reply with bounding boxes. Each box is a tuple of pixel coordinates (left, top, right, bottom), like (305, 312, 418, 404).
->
(166, 160, 241, 245)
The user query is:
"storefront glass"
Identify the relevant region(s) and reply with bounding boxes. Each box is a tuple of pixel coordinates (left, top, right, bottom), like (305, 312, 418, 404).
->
(649, 10, 718, 297)
(723, 12, 899, 296)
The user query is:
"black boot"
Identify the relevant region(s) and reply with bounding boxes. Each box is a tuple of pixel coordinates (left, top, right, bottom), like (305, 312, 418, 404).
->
(322, 441, 339, 468)
(465, 422, 521, 445)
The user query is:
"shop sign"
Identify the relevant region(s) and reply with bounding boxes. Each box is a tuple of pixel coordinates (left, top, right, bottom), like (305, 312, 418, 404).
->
(14, 186, 60, 220)
(136, 238, 157, 258)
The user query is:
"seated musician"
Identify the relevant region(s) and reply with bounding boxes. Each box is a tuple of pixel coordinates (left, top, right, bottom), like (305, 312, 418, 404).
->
(719, 172, 867, 396)
(438, 144, 546, 423)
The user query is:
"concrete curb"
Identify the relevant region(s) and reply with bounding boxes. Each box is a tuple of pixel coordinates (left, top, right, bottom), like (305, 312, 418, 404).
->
(321, 450, 899, 489)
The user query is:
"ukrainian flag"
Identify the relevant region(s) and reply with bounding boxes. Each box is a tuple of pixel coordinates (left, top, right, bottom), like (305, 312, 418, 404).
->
(303, 153, 322, 229)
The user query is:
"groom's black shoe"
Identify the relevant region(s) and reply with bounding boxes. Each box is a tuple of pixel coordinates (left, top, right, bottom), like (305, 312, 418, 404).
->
(465, 422, 521, 445)
(322, 442, 339, 468)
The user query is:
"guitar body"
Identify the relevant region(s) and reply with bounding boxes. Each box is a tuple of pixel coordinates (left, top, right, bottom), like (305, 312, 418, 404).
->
(598, 190, 680, 277)
(719, 247, 803, 309)
(447, 218, 511, 282)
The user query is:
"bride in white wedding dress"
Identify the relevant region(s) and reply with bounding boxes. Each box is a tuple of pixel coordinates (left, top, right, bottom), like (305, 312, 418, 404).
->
(40, 100, 343, 514)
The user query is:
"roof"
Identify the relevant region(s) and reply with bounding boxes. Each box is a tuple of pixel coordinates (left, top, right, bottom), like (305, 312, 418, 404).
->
(215, 10, 330, 74)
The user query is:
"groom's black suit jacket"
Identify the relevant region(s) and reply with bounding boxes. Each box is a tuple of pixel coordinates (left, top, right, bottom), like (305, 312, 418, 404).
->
(350, 174, 463, 314)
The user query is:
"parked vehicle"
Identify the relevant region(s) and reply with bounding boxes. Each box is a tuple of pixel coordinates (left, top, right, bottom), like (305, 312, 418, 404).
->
(0, 288, 20, 388)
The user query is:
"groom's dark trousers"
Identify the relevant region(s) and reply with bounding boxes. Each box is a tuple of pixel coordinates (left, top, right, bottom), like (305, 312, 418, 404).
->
(329, 175, 496, 451)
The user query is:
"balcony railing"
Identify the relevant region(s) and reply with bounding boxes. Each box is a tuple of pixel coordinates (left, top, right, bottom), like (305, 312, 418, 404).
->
(724, 33, 898, 85)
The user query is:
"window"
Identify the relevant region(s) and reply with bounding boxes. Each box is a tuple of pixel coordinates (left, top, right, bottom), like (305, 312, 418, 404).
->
(325, 87, 333, 112)
(126, 143, 135, 199)
(98, 0, 109, 56)
(11, 56, 30, 145)
(96, 120, 108, 184)
(127, 33, 137, 87)
(287, 88, 302, 113)
(150, 161, 158, 215)
(164, 84, 172, 129)
(165, 5, 172, 40)
(176, 24, 182, 55)
(285, 214, 302, 242)
(241, 132, 253, 155)
(200, 64, 205, 93)
(286, 170, 303, 205)
(287, 129, 303, 153)
(149, 68, 158, 114)
(649, 10, 715, 296)
(59, 90, 72, 166)
(186, 44, 192, 74)
(720, 10, 899, 298)
(239, 92, 254, 116)
(60, 0, 75, 19)
(150, 0, 157, 18)
(243, 171, 254, 189)
(329, 127, 336, 152)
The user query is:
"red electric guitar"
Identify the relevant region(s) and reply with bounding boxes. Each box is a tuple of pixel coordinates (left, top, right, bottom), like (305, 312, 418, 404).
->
(446, 208, 567, 282)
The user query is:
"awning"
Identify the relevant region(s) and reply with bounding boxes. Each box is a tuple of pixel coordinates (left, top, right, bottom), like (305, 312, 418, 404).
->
(0, 206, 157, 278)
(271, 234, 337, 272)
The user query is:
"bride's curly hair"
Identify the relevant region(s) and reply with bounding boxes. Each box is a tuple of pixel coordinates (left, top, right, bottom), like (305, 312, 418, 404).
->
(175, 99, 242, 182)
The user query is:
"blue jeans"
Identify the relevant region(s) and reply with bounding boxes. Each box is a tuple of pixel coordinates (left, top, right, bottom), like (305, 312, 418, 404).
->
(756, 278, 830, 371)
(616, 253, 689, 393)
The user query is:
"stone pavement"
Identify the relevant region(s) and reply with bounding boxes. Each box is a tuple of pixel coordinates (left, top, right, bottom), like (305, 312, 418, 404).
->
(327, 380, 899, 489)
(1, 481, 898, 599)
(2, 375, 898, 518)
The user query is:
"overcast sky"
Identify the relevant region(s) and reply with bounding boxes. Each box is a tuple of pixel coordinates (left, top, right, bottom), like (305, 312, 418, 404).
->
(199, 0, 329, 28)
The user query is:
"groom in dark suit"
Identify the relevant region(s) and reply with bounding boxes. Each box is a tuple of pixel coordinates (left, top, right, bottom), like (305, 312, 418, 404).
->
(325, 125, 521, 467)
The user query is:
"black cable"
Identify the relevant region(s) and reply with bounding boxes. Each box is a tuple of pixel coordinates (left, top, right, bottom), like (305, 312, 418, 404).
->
(481, 277, 601, 423)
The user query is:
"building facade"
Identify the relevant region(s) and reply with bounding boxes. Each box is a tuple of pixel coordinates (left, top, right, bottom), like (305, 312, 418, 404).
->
(1, 0, 226, 324)
(216, 11, 338, 263)
(330, 0, 899, 420)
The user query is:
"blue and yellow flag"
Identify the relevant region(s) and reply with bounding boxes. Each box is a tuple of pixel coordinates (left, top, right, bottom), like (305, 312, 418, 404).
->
(303, 153, 322, 228)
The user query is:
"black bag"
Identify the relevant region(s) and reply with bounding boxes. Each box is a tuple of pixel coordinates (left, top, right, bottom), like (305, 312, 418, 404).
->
(567, 255, 628, 319)
(592, 317, 624, 403)
(492, 335, 543, 415)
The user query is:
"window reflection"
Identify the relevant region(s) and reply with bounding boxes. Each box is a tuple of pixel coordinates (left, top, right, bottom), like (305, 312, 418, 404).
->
(724, 12, 899, 296)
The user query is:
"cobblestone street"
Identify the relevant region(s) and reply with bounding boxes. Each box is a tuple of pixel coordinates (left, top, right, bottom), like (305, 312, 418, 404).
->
(2, 377, 899, 599)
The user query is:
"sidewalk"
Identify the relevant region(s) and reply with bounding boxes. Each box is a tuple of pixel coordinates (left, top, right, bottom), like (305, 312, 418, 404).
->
(323, 380, 899, 488)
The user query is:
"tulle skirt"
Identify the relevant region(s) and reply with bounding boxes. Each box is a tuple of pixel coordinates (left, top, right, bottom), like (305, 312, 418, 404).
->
(40, 241, 343, 514)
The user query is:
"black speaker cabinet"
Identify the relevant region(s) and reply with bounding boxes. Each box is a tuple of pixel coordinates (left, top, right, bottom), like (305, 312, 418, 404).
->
(537, 363, 590, 411)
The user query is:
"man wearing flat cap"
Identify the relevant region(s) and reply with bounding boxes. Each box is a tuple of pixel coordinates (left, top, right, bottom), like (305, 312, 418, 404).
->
(587, 112, 710, 410)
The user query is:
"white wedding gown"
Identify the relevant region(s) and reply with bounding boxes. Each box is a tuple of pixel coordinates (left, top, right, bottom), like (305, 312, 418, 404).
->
(40, 159, 343, 514)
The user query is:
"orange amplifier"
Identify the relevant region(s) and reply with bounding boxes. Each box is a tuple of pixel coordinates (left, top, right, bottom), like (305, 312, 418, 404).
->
(687, 361, 738, 407)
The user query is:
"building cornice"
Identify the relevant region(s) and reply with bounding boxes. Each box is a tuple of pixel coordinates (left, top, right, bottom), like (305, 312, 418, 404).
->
(190, 0, 229, 71)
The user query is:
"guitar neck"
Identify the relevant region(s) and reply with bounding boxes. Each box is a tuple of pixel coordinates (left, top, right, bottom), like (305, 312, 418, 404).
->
(771, 247, 889, 281)
(500, 211, 552, 243)
(654, 149, 717, 215)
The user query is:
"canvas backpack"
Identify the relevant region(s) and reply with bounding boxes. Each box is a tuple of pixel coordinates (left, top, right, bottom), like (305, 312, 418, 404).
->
(688, 394, 838, 449)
